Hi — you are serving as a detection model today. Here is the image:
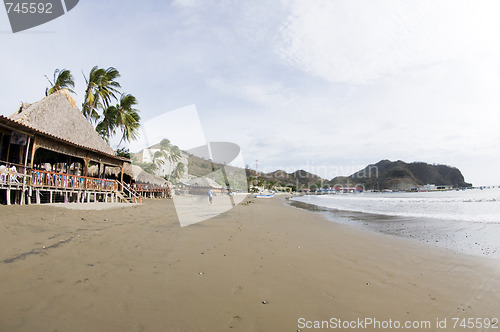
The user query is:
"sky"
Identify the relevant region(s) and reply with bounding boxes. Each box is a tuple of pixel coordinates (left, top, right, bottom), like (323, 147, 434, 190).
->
(1, 0, 500, 186)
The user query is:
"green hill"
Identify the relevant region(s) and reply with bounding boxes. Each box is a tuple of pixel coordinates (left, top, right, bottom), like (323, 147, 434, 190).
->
(187, 156, 471, 192)
(246, 169, 328, 191)
(331, 160, 472, 190)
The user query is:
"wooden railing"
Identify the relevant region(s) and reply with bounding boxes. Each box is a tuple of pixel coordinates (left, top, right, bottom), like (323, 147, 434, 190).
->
(132, 183, 169, 192)
(30, 170, 119, 192)
(120, 182, 141, 200)
(0, 163, 30, 186)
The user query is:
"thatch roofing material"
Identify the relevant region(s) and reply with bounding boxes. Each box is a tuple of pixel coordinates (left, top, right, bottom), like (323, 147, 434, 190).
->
(127, 164, 168, 186)
(9, 89, 114, 156)
(187, 177, 223, 188)
(88, 163, 168, 186)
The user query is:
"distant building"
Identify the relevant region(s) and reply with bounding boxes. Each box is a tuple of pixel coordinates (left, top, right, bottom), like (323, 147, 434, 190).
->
(421, 184, 453, 191)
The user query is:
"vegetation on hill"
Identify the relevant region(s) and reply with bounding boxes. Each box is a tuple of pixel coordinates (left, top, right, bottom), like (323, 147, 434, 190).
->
(171, 153, 472, 192)
(331, 160, 472, 190)
(187, 154, 252, 191)
(247, 169, 327, 192)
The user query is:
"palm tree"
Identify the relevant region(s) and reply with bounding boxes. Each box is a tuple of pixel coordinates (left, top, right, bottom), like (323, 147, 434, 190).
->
(159, 138, 172, 153)
(168, 145, 182, 165)
(152, 139, 183, 179)
(266, 180, 277, 190)
(115, 94, 141, 145)
(82, 66, 121, 122)
(45, 69, 75, 96)
(96, 93, 141, 144)
(152, 150, 165, 170)
(95, 105, 118, 143)
(171, 162, 186, 183)
(159, 139, 182, 168)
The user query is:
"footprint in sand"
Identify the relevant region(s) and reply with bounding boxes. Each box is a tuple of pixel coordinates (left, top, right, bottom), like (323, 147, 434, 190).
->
(228, 315, 242, 329)
(233, 286, 242, 295)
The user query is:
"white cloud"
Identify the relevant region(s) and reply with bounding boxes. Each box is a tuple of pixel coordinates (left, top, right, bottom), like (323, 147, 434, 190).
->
(275, 0, 500, 84)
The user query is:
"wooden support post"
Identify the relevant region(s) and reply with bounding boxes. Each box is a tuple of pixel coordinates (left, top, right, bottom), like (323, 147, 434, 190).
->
(6, 188, 11, 205)
(5, 139, 11, 164)
(49, 190, 53, 203)
(0, 133, 4, 160)
(20, 136, 31, 206)
(30, 137, 37, 169)
(36, 190, 40, 204)
(83, 158, 90, 178)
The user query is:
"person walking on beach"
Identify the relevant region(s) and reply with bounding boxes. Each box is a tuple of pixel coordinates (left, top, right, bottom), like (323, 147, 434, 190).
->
(208, 189, 213, 205)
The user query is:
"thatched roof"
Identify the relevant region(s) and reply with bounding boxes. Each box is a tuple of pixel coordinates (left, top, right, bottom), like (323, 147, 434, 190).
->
(88, 163, 168, 186)
(9, 89, 114, 156)
(126, 164, 168, 186)
(187, 177, 223, 188)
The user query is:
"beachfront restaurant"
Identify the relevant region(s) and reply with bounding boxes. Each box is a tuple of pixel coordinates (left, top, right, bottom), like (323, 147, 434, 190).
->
(88, 163, 171, 199)
(0, 90, 129, 205)
(186, 177, 225, 195)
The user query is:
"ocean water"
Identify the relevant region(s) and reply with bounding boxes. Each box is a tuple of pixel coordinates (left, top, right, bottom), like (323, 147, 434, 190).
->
(293, 188, 500, 224)
(291, 188, 500, 258)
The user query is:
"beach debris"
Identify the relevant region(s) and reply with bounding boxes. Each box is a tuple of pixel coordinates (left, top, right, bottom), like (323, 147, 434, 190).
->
(199, 272, 204, 275)
(42, 246, 46, 249)
(261, 300, 268, 304)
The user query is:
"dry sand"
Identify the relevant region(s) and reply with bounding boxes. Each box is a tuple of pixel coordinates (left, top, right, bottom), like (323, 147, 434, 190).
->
(0, 196, 499, 331)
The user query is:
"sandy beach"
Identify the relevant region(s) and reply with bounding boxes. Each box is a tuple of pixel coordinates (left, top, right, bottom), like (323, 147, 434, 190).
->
(1, 196, 499, 331)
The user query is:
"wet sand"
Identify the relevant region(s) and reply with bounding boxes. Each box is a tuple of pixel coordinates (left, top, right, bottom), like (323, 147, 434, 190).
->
(1, 196, 499, 331)
(290, 198, 500, 259)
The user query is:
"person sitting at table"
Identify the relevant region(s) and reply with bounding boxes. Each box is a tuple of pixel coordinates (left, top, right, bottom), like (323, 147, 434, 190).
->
(9, 165, 20, 183)
(0, 165, 7, 182)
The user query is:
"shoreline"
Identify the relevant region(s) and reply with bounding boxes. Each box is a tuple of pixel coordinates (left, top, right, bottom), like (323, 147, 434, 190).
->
(1, 196, 499, 331)
(290, 194, 500, 260)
